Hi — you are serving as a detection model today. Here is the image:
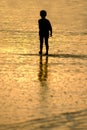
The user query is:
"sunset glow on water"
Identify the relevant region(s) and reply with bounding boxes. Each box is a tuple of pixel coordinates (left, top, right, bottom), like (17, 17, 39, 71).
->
(0, 0, 87, 130)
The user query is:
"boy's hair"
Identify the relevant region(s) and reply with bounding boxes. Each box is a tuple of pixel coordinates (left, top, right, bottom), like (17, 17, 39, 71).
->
(40, 10, 47, 18)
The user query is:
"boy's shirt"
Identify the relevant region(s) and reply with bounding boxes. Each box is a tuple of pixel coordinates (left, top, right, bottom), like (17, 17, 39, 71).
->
(38, 18, 52, 37)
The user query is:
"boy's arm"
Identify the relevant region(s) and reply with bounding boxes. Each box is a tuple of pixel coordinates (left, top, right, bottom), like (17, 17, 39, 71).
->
(48, 21, 52, 37)
(49, 24, 52, 37)
(50, 26, 52, 37)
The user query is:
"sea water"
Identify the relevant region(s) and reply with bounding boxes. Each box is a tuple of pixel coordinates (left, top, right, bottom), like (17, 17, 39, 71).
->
(0, 0, 87, 130)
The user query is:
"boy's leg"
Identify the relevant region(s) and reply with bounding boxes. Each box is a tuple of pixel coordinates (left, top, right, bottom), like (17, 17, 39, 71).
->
(39, 36, 43, 54)
(45, 37, 49, 55)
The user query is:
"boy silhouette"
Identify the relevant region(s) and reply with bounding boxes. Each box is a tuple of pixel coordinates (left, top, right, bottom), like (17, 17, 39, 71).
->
(38, 10, 52, 55)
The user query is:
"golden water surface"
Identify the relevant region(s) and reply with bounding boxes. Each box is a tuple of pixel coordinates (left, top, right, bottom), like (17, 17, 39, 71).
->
(0, 0, 87, 130)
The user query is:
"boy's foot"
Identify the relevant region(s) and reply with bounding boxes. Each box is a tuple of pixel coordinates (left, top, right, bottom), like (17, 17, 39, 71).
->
(45, 52, 48, 55)
(39, 51, 42, 55)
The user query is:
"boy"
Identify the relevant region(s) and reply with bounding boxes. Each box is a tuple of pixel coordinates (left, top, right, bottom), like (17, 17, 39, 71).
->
(38, 10, 52, 55)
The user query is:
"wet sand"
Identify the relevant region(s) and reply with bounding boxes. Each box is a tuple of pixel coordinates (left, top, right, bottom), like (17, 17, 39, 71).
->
(0, 47, 87, 130)
(0, 0, 87, 129)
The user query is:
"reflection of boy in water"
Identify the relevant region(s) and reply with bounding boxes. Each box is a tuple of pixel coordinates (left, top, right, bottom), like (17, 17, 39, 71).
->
(38, 10, 52, 55)
(38, 55, 48, 81)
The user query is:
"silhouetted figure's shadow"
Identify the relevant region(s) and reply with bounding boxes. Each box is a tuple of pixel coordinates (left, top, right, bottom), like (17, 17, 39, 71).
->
(38, 55, 48, 81)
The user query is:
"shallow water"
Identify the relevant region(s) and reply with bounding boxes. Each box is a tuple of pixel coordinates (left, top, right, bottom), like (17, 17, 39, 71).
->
(0, 0, 87, 130)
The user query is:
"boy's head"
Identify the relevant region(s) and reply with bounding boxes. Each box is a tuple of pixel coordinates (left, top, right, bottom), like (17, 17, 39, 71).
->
(40, 10, 47, 18)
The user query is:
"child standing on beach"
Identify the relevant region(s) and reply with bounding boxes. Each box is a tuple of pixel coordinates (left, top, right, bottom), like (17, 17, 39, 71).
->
(38, 10, 52, 55)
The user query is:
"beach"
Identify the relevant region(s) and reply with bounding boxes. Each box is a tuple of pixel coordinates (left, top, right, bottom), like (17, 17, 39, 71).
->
(0, 0, 87, 129)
